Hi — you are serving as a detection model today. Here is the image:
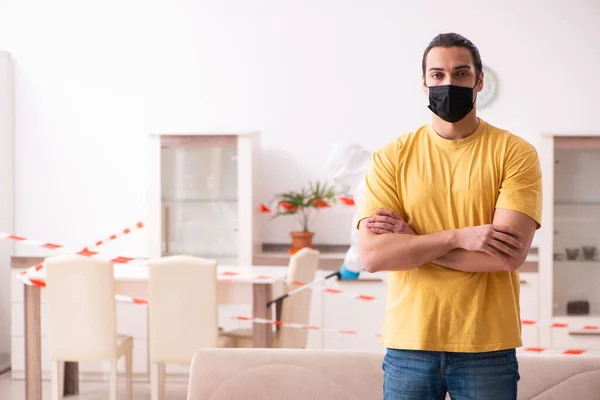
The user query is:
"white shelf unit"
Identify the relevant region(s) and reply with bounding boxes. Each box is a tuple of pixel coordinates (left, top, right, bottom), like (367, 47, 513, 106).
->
(539, 134, 600, 350)
(148, 132, 261, 265)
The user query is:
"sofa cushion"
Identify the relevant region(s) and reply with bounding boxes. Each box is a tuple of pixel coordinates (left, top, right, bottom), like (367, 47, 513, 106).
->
(518, 354, 600, 399)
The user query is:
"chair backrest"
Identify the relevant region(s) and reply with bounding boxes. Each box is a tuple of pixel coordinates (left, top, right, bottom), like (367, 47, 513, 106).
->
(44, 255, 117, 361)
(147, 255, 218, 364)
(277, 247, 319, 348)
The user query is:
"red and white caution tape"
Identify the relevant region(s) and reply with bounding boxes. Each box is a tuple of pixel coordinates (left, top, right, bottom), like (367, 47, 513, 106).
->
(15, 222, 146, 286)
(88, 222, 144, 249)
(223, 316, 600, 355)
(2, 221, 144, 251)
(521, 347, 592, 355)
(225, 315, 381, 338)
(8, 223, 146, 307)
(6, 228, 383, 305)
(522, 320, 600, 331)
(115, 294, 148, 305)
(222, 272, 381, 303)
(1, 230, 146, 275)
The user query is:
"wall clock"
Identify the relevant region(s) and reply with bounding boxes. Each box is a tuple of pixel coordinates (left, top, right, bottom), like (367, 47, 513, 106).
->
(477, 66, 498, 109)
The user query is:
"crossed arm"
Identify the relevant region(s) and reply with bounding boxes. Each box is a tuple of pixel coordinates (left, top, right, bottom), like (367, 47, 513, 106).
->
(433, 209, 536, 272)
(358, 208, 537, 273)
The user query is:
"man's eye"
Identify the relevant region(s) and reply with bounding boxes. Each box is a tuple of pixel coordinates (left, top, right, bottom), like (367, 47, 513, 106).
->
(458, 71, 469, 77)
(432, 73, 442, 79)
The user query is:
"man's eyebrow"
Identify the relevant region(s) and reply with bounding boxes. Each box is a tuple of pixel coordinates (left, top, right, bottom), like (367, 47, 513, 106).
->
(427, 65, 472, 72)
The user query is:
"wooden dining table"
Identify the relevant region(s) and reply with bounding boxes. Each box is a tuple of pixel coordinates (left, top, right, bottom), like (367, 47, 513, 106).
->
(12, 256, 289, 400)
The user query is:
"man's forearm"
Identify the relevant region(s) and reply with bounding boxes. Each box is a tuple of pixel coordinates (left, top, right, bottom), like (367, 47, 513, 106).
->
(433, 249, 511, 272)
(360, 228, 460, 272)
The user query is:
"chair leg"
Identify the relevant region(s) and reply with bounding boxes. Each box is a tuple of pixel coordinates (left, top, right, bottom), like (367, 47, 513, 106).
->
(151, 363, 165, 400)
(125, 347, 133, 400)
(51, 361, 64, 400)
(109, 361, 118, 400)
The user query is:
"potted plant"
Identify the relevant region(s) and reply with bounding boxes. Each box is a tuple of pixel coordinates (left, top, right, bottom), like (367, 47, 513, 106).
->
(262, 180, 338, 251)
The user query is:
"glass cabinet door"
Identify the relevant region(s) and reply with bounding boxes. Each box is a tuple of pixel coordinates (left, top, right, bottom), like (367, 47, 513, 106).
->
(552, 137, 600, 318)
(160, 135, 238, 262)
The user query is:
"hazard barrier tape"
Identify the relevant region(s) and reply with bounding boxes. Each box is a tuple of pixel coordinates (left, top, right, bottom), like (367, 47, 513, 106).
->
(7, 224, 146, 303)
(7, 228, 600, 354)
(8, 228, 600, 340)
(223, 273, 380, 303)
(224, 315, 381, 338)
(7, 231, 382, 303)
(89, 222, 145, 248)
(521, 347, 594, 355)
(222, 315, 600, 355)
(0, 229, 146, 271)
(522, 320, 600, 331)
(15, 222, 145, 285)
(228, 315, 600, 336)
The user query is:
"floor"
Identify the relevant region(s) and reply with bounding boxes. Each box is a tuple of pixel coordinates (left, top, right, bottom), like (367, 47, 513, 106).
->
(0, 371, 189, 400)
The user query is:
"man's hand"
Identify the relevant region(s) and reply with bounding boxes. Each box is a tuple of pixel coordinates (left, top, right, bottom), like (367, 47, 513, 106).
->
(366, 209, 416, 235)
(456, 225, 523, 262)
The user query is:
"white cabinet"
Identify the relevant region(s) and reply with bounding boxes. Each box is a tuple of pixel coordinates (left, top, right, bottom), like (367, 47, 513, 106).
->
(303, 271, 387, 353)
(306, 271, 540, 351)
(520, 272, 540, 348)
(147, 132, 261, 265)
(539, 134, 600, 350)
(0, 51, 14, 362)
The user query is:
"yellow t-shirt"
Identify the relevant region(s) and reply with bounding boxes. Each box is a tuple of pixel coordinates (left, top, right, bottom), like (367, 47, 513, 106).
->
(359, 119, 542, 352)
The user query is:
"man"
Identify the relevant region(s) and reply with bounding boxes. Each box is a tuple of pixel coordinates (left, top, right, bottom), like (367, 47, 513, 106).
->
(357, 33, 542, 400)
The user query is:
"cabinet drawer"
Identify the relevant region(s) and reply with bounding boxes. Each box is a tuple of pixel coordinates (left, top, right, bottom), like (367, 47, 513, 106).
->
(519, 273, 539, 320)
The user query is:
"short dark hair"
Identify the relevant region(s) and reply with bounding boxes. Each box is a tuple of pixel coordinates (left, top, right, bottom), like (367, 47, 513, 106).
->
(422, 33, 483, 78)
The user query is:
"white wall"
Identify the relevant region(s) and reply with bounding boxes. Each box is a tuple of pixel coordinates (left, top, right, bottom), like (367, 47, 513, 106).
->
(0, 0, 600, 255)
(0, 51, 14, 354)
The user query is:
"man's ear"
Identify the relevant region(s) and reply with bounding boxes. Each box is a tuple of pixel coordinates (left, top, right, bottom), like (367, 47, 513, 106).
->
(477, 71, 484, 92)
(422, 76, 429, 95)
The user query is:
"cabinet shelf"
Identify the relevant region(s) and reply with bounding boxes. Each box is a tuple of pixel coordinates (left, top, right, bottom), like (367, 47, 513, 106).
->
(554, 261, 600, 265)
(552, 314, 600, 320)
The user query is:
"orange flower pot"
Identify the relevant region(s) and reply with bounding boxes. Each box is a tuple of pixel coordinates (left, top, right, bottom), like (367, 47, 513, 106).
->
(290, 231, 314, 251)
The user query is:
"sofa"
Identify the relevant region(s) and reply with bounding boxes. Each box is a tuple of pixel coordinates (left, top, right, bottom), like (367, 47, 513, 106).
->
(186, 348, 600, 399)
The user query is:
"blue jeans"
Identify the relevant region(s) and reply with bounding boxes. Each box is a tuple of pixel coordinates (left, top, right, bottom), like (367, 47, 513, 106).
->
(383, 348, 519, 400)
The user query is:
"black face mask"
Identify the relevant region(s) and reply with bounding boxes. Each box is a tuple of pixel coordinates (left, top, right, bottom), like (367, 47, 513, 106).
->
(427, 83, 477, 123)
